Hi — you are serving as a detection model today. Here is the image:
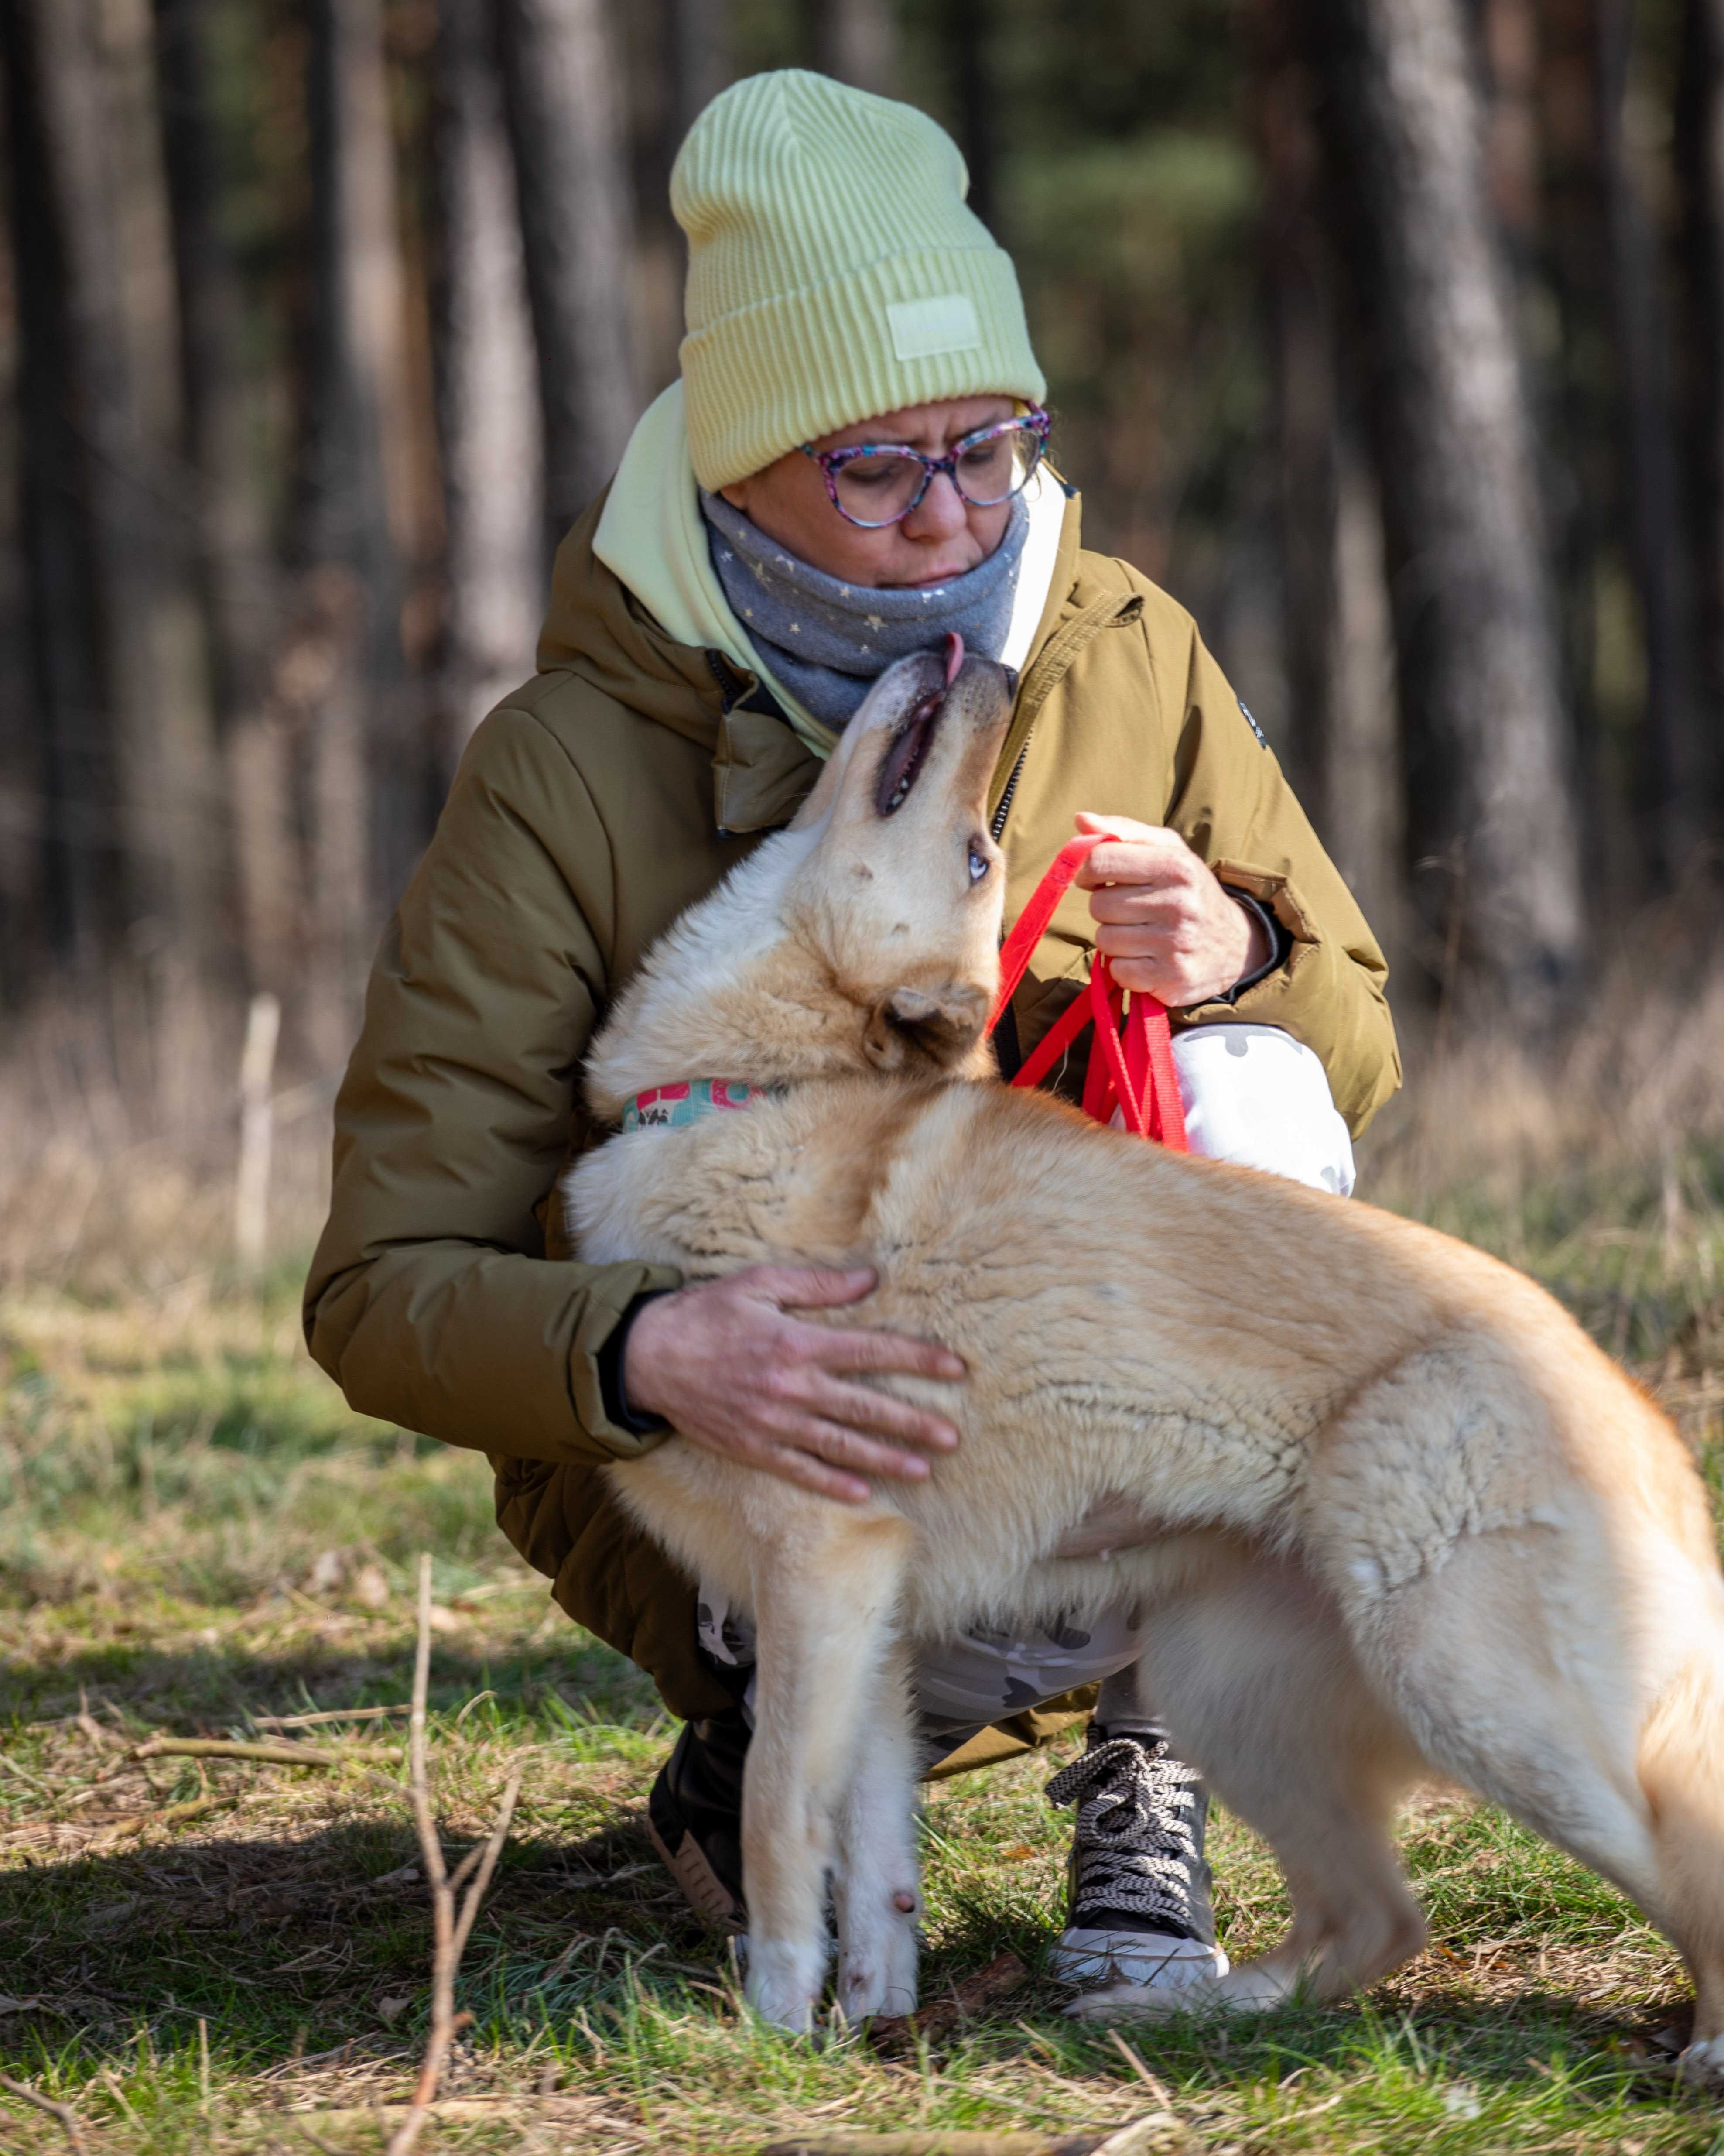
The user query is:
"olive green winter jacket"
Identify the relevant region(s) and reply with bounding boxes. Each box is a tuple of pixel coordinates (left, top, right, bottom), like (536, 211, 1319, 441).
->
(303, 487, 1399, 1721)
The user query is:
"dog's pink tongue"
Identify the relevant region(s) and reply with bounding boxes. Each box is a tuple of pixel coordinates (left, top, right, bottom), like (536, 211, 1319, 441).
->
(942, 631, 964, 687)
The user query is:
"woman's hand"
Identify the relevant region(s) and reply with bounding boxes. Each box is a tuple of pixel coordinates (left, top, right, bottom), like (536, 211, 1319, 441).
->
(622, 1265, 964, 1504)
(1074, 811, 1269, 1007)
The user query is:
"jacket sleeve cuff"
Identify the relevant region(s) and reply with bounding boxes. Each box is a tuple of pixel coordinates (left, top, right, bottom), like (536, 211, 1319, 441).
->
(594, 1288, 677, 1440)
(1214, 888, 1293, 1004)
(567, 1261, 684, 1457)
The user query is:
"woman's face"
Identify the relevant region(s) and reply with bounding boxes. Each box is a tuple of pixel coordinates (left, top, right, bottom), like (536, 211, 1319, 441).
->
(718, 395, 1018, 589)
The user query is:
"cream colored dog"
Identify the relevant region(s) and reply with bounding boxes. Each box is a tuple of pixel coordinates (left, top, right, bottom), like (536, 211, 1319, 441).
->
(564, 648, 1724, 2059)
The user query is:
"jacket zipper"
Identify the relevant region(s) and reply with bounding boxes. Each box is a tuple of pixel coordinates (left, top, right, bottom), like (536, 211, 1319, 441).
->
(990, 746, 1028, 840)
(987, 590, 1143, 844)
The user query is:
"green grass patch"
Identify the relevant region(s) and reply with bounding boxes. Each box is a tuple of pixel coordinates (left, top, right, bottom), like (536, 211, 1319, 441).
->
(2, 1207, 1722, 2151)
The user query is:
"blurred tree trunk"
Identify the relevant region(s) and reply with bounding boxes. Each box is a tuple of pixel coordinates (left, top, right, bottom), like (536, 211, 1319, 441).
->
(153, 0, 299, 1001)
(1252, 0, 1405, 971)
(1676, 0, 1724, 847)
(1597, 0, 1706, 883)
(1306, 0, 1584, 1015)
(945, 0, 997, 235)
(803, 0, 897, 95)
(498, 0, 639, 552)
(432, 0, 544, 783)
(1474, 0, 1539, 279)
(0, 0, 109, 972)
(670, 0, 729, 140)
(301, 0, 411, 1064)
(2, 0, 228, 1092)
(1537, 0, 1613, 891)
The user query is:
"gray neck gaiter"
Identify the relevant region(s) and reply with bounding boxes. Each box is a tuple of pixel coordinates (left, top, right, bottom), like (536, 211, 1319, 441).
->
(700, 487, 1028, 731)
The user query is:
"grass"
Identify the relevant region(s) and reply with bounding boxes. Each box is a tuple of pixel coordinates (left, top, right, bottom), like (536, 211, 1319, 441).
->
(7, 1097, 1724, 2149)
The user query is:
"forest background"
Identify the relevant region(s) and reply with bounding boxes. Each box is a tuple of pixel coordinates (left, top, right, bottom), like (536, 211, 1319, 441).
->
(2, 0, 1724, 1267)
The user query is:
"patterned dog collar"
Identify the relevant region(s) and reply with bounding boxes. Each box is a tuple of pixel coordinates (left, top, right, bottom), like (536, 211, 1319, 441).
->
(621, 1080, 763, 1132)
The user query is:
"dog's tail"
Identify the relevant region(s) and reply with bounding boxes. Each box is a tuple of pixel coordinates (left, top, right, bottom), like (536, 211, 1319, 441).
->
(1638, 1612, 1724, 2051)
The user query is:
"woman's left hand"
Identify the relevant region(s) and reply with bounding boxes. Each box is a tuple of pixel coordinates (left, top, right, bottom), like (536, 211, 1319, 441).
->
(1073, 811, 1269, 1008)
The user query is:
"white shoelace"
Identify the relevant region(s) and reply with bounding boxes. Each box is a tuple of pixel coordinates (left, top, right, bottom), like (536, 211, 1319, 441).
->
(1046, 1735, 1204, 1934)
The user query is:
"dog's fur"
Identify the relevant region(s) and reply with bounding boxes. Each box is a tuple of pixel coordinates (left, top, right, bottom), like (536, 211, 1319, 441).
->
(564, 649, 1724, 2057)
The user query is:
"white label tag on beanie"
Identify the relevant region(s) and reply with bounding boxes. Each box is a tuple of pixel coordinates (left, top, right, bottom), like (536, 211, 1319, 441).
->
(887, 294, 982, 361)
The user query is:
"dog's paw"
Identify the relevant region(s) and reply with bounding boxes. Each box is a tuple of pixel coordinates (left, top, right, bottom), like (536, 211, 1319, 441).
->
(744, 1938, 827, 2035)
(1678, 2035, 1724, 2086)
(836, 1923, 918, 2022)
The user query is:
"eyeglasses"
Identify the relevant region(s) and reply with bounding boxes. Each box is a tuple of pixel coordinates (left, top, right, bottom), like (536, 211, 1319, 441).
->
(799, 406, 1051, 528)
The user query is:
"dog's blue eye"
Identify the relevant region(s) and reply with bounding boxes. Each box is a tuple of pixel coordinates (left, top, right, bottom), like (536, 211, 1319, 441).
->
(968, 844, 989, 884)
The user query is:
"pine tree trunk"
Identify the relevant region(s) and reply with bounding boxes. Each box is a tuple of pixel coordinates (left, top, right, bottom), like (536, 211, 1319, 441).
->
(803, 0, 897, 95)
(497, 0, 639, 549)
(3, 0, 228, 1094)
(1307, 0, 1585, 1015)
(1676, 0, 1724, 841)
(0, 0, 109, 972)
(1536, 0, 1614, 892)
(432, 0, 544, 782)
(153, 0, 298, 998)
(1254, 0, 1405, 973)
(301, 0, 411, 1062)
(1597, 0, 1706, 882)
(945, 0, 997, 235)
(670, 0, 729, 141)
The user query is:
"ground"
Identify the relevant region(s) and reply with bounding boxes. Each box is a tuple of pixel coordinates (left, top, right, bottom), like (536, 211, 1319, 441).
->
(4, 1134, 1724, 2153)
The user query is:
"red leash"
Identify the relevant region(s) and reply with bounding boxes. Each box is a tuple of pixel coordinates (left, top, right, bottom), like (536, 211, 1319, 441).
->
(985, 833, 1189, 1151)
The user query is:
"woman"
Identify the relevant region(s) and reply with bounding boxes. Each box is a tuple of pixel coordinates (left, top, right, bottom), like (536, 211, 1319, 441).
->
(305, 69, 1399, 1995)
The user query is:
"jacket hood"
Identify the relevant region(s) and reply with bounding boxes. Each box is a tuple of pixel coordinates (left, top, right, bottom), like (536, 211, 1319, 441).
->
(537, 496, 824, 834)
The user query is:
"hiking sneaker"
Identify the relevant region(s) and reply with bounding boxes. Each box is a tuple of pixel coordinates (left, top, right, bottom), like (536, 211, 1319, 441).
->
(646, 1709, 749, 1933)
(1044, 1724, 1229, 1988)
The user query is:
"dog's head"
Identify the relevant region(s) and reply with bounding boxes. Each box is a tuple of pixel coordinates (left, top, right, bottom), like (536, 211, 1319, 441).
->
(783, 635, 1013, 1078)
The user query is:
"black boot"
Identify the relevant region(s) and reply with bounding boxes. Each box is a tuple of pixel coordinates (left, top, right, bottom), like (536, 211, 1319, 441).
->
(646, 1707, 749, 1932)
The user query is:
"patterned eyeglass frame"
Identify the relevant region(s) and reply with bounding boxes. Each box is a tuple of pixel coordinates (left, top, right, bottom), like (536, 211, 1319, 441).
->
(798, 405, 1051, 528)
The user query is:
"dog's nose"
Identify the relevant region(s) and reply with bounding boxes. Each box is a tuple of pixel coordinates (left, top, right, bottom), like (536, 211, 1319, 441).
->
(942, 631, 964, 687)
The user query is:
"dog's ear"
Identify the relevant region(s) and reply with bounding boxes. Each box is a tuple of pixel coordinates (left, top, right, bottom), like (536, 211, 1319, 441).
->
(863, 983, 989, 1071)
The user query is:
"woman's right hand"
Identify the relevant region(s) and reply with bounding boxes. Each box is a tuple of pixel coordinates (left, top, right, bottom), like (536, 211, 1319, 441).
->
(621, 1265, 965, 1504)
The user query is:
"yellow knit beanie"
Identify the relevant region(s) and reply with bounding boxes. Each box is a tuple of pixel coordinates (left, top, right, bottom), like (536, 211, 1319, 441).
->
(671, 70, 1046, 492)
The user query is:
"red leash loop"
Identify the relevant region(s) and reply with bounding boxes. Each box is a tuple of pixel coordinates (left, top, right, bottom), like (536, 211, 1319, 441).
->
(985, 833, 1189, 1152)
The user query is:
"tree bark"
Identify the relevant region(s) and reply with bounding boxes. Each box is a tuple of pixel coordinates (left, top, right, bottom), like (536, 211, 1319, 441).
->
(1307, 0, 1585, 1014)
(432, 0, 544, 782)
(0, 0, 109, 972)
(1597, 0, 1707, 883)
(1253, 0, 1405, 973)
(945, 0, 997, 236)
(2, 0, 228, 1085)
(301, 0, 413, 1060)
(670, 0, 729, 142)
(1676, 0, 1724, 844)
(1536, 0, 1613, 893)
(802, 0, 897, 96)
(154, 0, 298, 997)
(498, 0, 640, 550)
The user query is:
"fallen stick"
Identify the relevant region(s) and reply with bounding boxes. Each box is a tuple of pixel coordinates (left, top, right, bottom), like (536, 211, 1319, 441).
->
(298, 2097, 608, 2126)
(0, 2074, 88, 2155)
(88, 1792, 239, 1848)
(758, 2121, 1193, 2156)
(133, 1737, 397, 1769)
(252, 1705, 410, 1730)
(385, 1555, 522, 2156)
